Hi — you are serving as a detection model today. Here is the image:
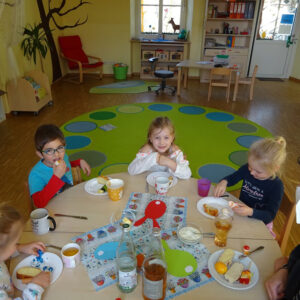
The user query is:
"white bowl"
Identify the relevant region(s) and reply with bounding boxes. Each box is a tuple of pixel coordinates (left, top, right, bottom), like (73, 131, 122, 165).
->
(177, 223, 202, 245)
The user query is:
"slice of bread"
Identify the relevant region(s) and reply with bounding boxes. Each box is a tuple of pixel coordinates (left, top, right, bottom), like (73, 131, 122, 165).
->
(219, 249, 235, 265)
(16, 267, 41, 280)
(224, 262, 244, 283)
(97, 176, 109, 185)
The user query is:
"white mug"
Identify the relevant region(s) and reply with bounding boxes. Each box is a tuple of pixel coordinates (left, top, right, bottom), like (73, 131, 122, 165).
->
(61, 243, 81, 268)
(155, 176, 171, 196)
(30, 208, 56, 235)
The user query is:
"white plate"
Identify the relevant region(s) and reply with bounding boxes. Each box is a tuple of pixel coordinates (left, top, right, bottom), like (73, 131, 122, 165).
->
(197, 197, 230, 219)
(208, 249, 259, 290)
(146, 172, 178, 187)
(12, 252, 63, 291)
(84, 178, 108, 196)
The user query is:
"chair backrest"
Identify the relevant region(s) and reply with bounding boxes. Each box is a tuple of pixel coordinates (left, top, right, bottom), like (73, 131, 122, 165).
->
(58, 35, 89, 68)
(211, 67, 232, 76)
(72, 166, 83, 185)
(276, 191, 296, 255)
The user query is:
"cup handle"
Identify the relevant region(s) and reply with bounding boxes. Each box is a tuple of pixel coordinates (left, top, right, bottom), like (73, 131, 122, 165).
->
(48, 216, 56, 231)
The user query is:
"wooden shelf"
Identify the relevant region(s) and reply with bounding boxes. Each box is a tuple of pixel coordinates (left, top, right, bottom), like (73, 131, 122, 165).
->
(207, 18, 253, 21)
(206, 33, 250, 37)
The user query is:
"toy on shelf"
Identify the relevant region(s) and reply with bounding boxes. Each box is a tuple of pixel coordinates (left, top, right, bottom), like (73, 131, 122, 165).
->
(168, 18, 180, 33)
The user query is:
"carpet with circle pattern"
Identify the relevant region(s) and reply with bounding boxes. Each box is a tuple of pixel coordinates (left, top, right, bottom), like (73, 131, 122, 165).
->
(61, 103, 272, 190)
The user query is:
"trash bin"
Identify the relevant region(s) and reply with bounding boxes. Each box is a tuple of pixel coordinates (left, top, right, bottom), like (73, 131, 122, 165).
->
(113, 63, 128, 80)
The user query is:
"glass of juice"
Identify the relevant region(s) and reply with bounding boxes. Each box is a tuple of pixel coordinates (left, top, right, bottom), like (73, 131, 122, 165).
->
(214, 208, 233, 247)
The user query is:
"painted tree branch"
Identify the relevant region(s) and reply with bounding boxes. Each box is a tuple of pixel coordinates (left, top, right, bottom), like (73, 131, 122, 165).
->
(51, 14, 88, 30)
(51, 0, 90, 17)
(0, 1, 15, 6)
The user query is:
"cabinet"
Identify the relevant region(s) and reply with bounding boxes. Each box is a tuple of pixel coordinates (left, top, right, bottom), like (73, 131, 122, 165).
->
(139, 41, 190, 80)
(201, 0, 257, 81)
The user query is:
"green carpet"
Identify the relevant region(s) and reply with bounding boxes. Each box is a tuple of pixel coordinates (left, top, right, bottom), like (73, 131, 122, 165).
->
(89, 80, 158, 94)
(61, 103, 272, 191)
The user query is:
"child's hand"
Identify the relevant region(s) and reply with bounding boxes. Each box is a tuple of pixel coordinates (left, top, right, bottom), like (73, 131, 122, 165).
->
(17, 242, 46, 256)
(31, 271, 51, 289)
(232, 203, 253, 217)
(157, 154, 177, 172)
(213, 180, 228, 197)
(53, 160, 67, 178)
(80, 159, 91, 176)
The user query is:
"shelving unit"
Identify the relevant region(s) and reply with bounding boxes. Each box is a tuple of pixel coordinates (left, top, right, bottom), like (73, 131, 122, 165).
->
(138, 40, 190, 80)
(201, 0, 258, 81)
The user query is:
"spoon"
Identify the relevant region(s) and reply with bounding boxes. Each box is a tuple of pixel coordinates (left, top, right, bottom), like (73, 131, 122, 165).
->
(239, 246, 264, 259)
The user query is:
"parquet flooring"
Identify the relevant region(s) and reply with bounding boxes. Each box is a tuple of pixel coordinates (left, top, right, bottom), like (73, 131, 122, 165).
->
(0, 75, 299, 256)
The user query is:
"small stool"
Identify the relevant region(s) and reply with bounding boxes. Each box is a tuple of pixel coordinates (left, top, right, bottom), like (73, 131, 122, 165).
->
(148, 58, 177, 96)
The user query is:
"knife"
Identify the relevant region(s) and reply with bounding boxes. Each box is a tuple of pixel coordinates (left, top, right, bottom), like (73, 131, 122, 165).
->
(54, 213, 88, 220)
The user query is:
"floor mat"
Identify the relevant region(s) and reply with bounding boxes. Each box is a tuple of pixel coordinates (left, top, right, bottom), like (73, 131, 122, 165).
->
(89, 80, 158, 94)
(61, 103, 272, 190)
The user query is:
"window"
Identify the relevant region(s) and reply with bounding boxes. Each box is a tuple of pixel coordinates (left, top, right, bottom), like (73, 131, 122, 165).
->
(138, 0, 185, 37)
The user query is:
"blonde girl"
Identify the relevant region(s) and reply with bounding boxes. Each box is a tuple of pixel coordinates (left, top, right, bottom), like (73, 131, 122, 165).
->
(128, 116, 191, 179)
(214, 136, 286, 231)
(0, 204, 50, 299)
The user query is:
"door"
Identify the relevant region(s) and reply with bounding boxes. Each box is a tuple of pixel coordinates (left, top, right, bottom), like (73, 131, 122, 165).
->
(249, 0, 299, 78)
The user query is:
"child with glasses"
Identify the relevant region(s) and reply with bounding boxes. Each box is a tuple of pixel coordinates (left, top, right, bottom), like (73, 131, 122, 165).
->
(28, 124, 91, 208)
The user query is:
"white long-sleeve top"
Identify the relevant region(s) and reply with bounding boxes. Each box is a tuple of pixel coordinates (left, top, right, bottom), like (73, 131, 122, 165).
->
(128, 150, 191, 179)
(0, 262, 44, 300)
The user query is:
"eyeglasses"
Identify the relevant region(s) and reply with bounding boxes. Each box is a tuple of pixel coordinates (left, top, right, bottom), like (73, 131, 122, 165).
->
(42, 145, 65, 156)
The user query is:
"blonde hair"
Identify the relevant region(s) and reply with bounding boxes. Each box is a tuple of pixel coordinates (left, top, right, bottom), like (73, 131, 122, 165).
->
(0, 203, 23, 246)
(147, 116, 175, 145)
(248, 136, 287, 178)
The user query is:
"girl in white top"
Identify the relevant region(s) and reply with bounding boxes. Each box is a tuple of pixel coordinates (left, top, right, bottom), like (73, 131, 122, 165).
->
(128, 116, 191, 179)
(0, 204, 50, 300)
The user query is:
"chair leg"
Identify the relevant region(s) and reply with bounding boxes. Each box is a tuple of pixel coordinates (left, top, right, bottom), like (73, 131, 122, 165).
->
(99, 66, 103, 79)
(249, 82, 254, 101)
(208, 84, 212, 101)
(226, 85, 230, 103)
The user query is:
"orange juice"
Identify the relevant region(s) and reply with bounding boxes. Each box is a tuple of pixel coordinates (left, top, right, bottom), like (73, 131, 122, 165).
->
(63, 247, 79, 256)
(214, 220, 232, 247)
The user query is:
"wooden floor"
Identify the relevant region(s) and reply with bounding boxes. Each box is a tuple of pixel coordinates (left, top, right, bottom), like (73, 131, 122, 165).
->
(0, 75, 299, 255)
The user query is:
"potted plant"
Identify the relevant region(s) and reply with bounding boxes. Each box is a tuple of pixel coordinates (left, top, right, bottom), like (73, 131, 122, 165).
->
(20, 23, 49, 72)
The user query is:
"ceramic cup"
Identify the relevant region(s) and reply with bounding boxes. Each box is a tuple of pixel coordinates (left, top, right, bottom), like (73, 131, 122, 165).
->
(107, 179, 124, 201)
(155, 176, 171, 196)
(30, 208, 56, 235)
(197, 178, 211, 197)
(61, 243, 80, 268)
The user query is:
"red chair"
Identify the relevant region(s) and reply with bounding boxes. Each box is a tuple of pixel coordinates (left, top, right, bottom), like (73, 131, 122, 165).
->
(58, 35, 103, 84)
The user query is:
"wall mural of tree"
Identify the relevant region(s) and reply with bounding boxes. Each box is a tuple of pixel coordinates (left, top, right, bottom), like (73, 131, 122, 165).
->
(36, 0, 90, 82)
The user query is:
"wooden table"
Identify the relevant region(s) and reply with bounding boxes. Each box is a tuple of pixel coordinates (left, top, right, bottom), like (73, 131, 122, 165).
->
(15, 172, 281, 299)
(176, 60, 239, 97)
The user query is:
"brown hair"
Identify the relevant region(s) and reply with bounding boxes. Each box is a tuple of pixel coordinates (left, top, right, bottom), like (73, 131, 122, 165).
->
(35, 124, 65, 152)
(147, 116, 175, 145)
(0, 203, 23, 246)
(248, 136, 287, 178)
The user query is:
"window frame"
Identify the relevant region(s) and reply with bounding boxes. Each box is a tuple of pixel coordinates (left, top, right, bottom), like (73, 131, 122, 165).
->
(136, 0, 186, 39)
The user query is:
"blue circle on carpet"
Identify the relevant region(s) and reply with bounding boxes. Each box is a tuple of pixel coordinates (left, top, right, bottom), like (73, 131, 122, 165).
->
(229, 151, 248, 166)
(89, 111, 116, 120)
(65, 121, 97, 133)
(236, 135, 263, 148)
(179, 106, 206, 115)
(198, 164, 236, 183)
(69, 150, 106, 168)
(148, 104, 173, 112)
(116, 104, 144, 114)
(206, 112, 234, 122)
(65, 136, 91, 150)
(227, 122, 257, 133)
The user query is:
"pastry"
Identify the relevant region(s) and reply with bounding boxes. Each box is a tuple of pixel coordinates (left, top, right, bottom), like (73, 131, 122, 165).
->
(16, 267, 41, 280)
(97, 176, 109, 185)
(203, 203, 218, 217)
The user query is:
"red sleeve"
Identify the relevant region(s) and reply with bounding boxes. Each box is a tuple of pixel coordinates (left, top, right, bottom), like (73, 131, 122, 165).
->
(32, 175, 65, 208)
(71, 159, 81, 167)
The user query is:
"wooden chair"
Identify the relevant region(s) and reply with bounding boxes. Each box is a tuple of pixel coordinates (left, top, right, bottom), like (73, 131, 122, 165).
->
(208, 68, 232, 103)
(275, 191, 296, 255)
(72, 166, 83, 185)
(58, 35, 103, 84)
(233, 65, 258, 101)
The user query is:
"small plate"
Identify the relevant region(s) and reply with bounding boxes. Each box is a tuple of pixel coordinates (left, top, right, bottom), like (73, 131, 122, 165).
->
(197, 197, 230, 219)
(146, 172, 178, 187)
(208, 249, 259, 290)
(12, 252, 63, 291)
(84, 178, 109, 196)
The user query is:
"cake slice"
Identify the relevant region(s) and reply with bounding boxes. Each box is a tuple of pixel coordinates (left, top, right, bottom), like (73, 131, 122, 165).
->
(16, 267, 41, 280)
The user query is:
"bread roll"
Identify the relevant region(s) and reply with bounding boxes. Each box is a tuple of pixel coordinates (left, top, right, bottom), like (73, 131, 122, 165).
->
(219, 249, 235, 265)
(224, 262, 244, 283)
(16, 267, 41, 280)
(97, 176, 109, 185)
